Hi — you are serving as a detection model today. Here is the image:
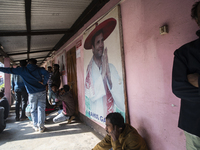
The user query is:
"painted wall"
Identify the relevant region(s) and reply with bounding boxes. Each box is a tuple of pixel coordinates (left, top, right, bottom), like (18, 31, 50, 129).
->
(120, 0, 199, 149)
(45, 0, 199, 149)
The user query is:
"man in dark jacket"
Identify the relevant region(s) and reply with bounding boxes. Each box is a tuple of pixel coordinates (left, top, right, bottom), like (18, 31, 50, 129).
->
(0, 59, 49, 133)
(11, 60, 28, 121)
(172, 1, 200, 149)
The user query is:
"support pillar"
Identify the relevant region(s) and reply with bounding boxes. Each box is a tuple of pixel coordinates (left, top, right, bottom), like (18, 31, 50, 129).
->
(4, 57, 11, 105)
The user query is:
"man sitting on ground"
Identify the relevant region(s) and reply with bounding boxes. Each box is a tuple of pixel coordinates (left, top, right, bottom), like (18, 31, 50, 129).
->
(51, 84, 75, 123)
(92, 112, 148, 150)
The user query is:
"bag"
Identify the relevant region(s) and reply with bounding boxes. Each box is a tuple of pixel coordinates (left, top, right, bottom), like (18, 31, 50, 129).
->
(25, 104, 32, 121)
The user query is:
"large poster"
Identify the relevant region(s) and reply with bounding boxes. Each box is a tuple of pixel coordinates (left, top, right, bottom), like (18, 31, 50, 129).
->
(84, 6, 125, 125)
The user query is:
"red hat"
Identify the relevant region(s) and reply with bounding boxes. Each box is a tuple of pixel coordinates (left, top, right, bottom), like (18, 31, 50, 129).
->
(84, 18, 117, 50)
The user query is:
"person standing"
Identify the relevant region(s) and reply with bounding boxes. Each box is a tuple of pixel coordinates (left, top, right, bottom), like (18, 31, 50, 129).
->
(11, 60, 28, 121)
(48, 64, 61, 105)
(0, 59, 49, 133)
(172, 1, 200, 149)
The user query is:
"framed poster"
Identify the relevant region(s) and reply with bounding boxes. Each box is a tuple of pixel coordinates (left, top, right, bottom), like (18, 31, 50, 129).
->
(83, 6, 128, 125)
(57, 51, 66, 75)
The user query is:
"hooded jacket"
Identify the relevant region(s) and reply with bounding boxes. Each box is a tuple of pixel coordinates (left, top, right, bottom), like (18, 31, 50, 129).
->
(0, 64, 49, 94)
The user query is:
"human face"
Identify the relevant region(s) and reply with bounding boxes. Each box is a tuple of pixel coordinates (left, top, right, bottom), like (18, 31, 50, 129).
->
(51, 86, 57, 93)
(48, 68, 52, 72)
(92, 33, 104, 59)
(105, 118, 114, 136)
(54, 66, 58, 71)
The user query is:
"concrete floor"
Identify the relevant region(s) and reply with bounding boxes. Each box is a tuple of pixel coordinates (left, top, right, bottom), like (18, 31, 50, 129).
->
(0, 109, 103, 150)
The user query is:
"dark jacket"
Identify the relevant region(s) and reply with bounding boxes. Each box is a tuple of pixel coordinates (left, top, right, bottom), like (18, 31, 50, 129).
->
(0, 96, 9, 119)
(0, 64, 49, 94)
(56, 91, 75, 116)
(0, 107, 6, 133)
(51, 71, 61, 88)
(172, 30, 200, 137)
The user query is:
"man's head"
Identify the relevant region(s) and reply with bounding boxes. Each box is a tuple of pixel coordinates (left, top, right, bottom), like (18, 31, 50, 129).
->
(0, 88, 5, 98)
(51, 83, 58, 93)
(191, 1, 200, 26)
(48, 66, 52, 72)
(84, 18, 117, 50)
(91, 29, 104, 60)
(20, 60, 27, 67)
(63, 85, 70, 92)
(105, 112, 125, 135)
(28, 59, 37, 65)
(54, 64, 59, 71)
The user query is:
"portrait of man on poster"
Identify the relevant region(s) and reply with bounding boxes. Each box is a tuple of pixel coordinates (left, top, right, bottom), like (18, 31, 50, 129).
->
(84, 18, 125, 123)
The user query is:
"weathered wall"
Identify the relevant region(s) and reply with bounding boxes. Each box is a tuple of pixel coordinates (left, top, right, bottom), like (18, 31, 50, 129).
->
(120, 0, 199, 149)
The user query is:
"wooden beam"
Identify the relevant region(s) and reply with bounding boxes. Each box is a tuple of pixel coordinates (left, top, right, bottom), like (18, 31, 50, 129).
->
(13, 56, 50, 62)
(8, 49, 54, 56)
(0, 29, 72, 36)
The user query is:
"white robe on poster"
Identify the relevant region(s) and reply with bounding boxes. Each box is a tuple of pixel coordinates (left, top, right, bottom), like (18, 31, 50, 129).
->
(85, 57, 125, 123)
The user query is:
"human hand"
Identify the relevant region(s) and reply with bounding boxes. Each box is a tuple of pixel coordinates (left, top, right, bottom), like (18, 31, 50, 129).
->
(110, 125, 122, 142)
(101, 48, 112, 89)
(12, 90, 15, 94)
(48, 99, 52, 105)
(187, 73, 199, 87)
(59, 89, 65, 95)
(38, 81, 44, 85)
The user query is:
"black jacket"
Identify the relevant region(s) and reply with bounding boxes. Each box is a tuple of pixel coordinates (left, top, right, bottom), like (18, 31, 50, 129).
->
(172, 30, 200, 137)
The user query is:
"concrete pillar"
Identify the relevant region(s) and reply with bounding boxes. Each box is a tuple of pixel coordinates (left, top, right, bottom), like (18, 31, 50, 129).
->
(4, 58, 11, 105)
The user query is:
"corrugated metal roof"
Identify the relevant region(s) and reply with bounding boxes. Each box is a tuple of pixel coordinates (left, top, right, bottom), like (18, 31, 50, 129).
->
(0, 0, 26, 30)
(32, 0, 92, 30)
(0, 0, 109, 66)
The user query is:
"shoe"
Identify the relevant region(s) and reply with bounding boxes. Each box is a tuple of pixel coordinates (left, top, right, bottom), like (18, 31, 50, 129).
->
(67, 116, 75, 124)
(33, 126, 39, 132)
(20, 117, 27, 121)
(39, 126, 46, 133)
(15, 117, 20, 121)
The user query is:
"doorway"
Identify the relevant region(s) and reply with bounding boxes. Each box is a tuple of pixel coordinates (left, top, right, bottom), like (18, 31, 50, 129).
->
(66, 47, 78, 115)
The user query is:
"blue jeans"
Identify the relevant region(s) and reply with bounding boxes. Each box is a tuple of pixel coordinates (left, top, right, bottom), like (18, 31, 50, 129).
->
(48, 88, 56, 104)
(29, 90, 46, 128)
(53, 110, 69, 123)
(15, 88, 28, 118)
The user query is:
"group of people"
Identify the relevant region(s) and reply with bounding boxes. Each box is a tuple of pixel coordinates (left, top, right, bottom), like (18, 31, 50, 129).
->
(0, 57, 149, 149)
(0, 59, 76, 133)
(2, 1, 200, 149)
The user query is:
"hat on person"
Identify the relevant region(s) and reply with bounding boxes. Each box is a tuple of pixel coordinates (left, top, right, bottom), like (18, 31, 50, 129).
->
(84, 18, 117, 50)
